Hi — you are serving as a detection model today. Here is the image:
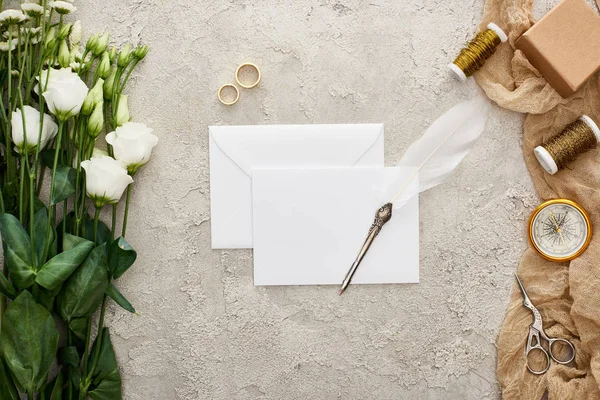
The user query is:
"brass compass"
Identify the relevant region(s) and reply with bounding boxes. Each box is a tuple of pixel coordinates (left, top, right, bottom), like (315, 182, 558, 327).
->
(528, 199, 592, 262)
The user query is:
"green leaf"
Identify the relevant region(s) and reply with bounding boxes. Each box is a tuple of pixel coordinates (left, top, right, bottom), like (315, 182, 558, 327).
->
(69, 365, 81, 392)
(68, 318, 88, 341)
(40, 149, 56, 168)
(108, 237, 136, 279)
(33, 284, 56, 312)
(87, 328, 122, 400)
(0, 213, 32, 264)
(46, 372, 63, 400)
(33, 196, 46, 214)
(36, 237, 94, 290)
(58, 346, 80, 368)
(105, 283, 135, 313)
(83, 218, 111, 245)
(0, 291, 59, 394)
(0, 270, 16, 300)
(0, 358, 19, 400)
(33, 206, 53, 267)
(63, 233, 90, 252)
(51, 165, 77, 205)
(58, 244, 108, 322)
(5, 245, 36, 289)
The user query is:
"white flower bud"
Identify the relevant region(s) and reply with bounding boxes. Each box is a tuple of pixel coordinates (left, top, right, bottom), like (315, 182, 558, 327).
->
(97, 52, 111, 79)
(93, 32, 109, 56)
(115, 94, 130, 126)
(133, 45, 149, 60)
(58, 40, 70, 68)
(88, 102, 104, 138)
(81, 78, 104, 115)
(69, 20, 82, 46)
(117, 44, 131, 68)
(86, 33, 99, 53)
(103, 67, 117, 101)
(57, 23, 72, 40)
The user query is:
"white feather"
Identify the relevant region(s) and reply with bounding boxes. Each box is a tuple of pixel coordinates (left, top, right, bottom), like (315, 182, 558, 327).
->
(389, 95, 490, 208)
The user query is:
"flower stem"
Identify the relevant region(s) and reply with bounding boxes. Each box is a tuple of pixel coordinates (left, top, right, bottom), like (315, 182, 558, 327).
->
(93, 206, 100, 245)
(80, 318, 92, 400)
(121, 185, 132, 237)
(19, 157, 26, 223)
(42, 121, 64, 263)
(88, 294, 108, 385)
(111, 204, 117, 241)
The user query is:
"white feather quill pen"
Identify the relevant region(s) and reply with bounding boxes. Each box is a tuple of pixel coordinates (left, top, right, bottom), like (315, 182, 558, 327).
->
(340, 95, 490, 294)
(388, 95, 490, 208)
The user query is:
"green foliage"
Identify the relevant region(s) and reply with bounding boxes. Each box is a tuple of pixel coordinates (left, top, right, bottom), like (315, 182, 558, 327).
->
(48, 372, 64, 400)
(5, 245, 36, 289)
(108, 237, 136, 279)
(106, 283, 135, 313)
(36, 235, 94, 290)
(0, 291, 59, 394)
(58, 346, 80, 368)
(51, 165, 77, 205)
(33, 207, 53, 267)
(87, 328, 122, 400)
(0, 213, 32, 265)
(82, 217, 111, 245)
(0, 270, 16, 300)
(0, 358, 19, 400)
(58, 244, 109, 322)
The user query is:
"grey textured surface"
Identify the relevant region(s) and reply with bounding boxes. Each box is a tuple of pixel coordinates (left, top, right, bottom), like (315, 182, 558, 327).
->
(65, 0, 556, 399)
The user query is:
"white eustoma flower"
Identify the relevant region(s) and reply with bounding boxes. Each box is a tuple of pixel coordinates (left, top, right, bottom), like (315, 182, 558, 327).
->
(0, 10, 27, 24)
(39, 68, 89, 121)
(11, 106, 58, 154)
(73, 147, 108, 168)
(106, 122, 159, 174)
(81, 156, 134, 207)
(0, 41, 16, 52)
(49, 1, 76, 14)
(21, 3, 44, 17)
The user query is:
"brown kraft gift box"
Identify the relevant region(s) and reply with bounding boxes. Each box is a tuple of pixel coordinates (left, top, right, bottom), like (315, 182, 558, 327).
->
(516, 0, 600, 98)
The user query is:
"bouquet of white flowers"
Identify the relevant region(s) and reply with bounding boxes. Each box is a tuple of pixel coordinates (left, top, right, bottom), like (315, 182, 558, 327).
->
(0, 2, 157, 399)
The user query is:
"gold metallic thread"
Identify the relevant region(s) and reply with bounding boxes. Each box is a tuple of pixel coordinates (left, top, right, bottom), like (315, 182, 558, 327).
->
(542, 119, 598, 170)
(452, 29, 501, 77)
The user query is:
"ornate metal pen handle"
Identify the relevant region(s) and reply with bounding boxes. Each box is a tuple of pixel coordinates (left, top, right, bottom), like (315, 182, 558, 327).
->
(340, 203, 393, 295)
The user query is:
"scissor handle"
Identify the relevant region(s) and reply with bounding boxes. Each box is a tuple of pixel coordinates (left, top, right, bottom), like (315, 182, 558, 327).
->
(526, 345, 551, 375)
(547, 337, 576, 365)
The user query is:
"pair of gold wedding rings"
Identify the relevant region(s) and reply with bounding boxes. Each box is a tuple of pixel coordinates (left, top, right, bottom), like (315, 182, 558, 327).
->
(218, 63, 261, 106)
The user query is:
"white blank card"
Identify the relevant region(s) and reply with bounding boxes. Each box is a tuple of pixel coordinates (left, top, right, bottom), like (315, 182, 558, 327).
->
(252, 167, 419, 286)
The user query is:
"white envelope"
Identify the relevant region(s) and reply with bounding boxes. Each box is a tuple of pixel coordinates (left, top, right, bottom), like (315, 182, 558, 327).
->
(209, 124, 384, 249)
(252, 167, 419, 286)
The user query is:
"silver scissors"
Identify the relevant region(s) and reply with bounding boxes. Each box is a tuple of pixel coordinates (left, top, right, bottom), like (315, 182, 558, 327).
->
(515, 274, 576, 375)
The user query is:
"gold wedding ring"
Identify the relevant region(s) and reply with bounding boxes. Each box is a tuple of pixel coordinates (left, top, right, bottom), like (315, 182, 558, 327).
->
(217, 83, 239, 106)
(235, 62, 261, 89)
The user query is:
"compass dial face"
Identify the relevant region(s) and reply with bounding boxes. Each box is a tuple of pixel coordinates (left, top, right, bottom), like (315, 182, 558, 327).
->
(530, 200, 591, 261)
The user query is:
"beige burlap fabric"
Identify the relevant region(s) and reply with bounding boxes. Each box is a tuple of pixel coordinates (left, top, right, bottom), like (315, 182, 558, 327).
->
(475, 1, 600, 399)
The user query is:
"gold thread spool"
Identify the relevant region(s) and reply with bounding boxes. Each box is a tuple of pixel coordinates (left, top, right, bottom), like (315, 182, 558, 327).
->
(448, 22, 507, 82)
(534, 115, 600, 175)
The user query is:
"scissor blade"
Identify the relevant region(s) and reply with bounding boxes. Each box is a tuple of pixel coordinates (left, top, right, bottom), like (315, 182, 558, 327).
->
(514, 273, 530, 303)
